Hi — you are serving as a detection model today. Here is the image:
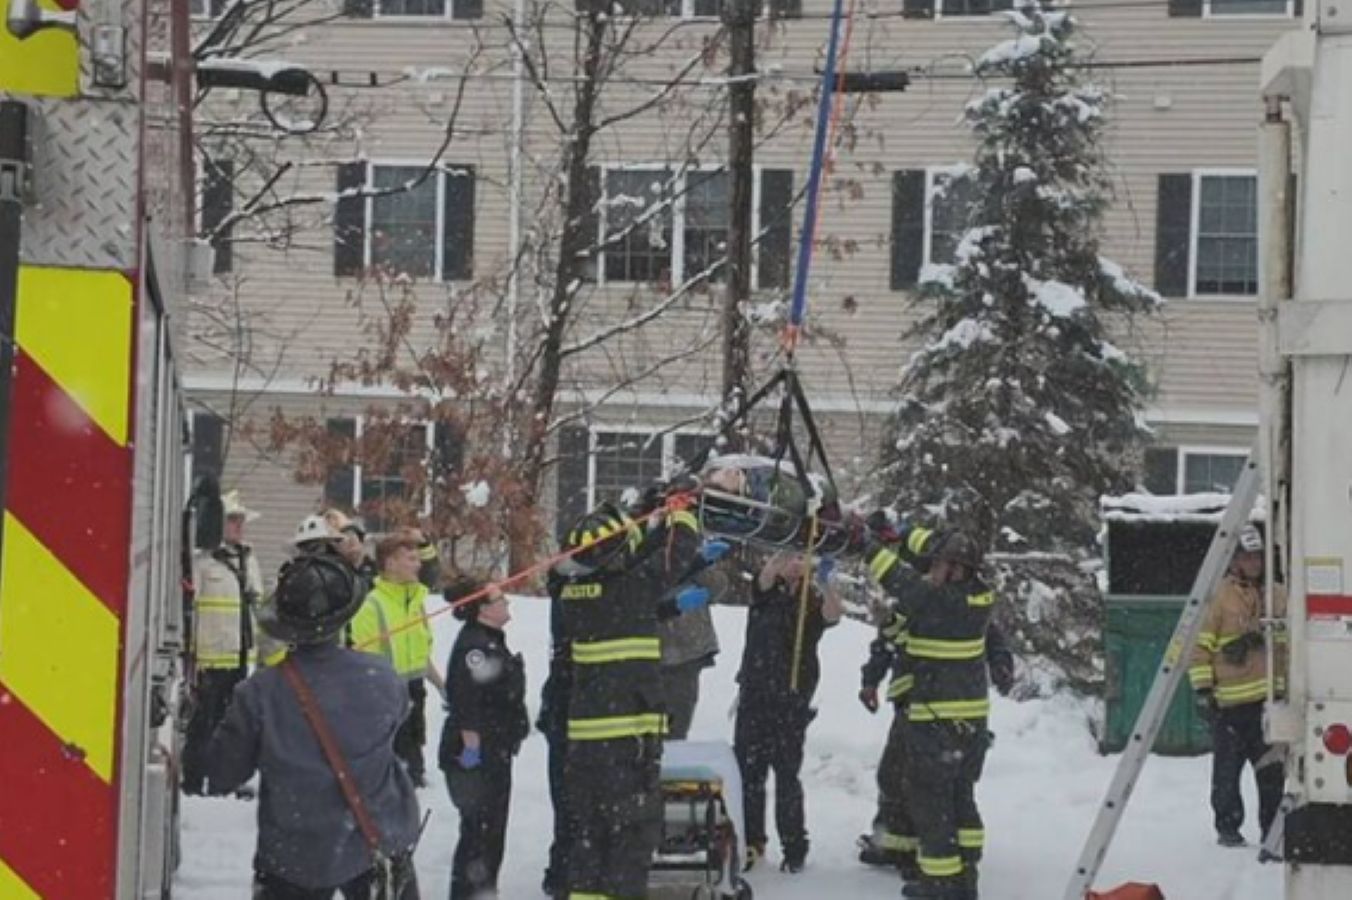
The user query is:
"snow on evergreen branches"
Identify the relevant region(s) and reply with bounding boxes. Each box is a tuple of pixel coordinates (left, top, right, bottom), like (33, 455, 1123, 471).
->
(877, 0, 1161, 693)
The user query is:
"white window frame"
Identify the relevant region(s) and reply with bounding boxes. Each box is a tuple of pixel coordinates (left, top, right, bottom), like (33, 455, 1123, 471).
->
(1177, 445, 1249, 494)
(374, 0, 458, 20)
(1202, 0, 1294, 19)
(363, 160, 446, 282)
(586, 425, 714, 509)
(935, 0, 1015, 21)
(922, 164, 973, 269)
(1188, 168, 1259, 301)
(348, 415, 437, 520)
(675, 0, 785, 18)
(598, 164, 769, 289)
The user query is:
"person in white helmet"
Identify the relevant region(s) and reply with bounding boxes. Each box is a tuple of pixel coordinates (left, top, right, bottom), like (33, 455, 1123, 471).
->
(253, 515, 353, 668)
(1188, 523, 1287, 854)
(183, 490, 265, 795)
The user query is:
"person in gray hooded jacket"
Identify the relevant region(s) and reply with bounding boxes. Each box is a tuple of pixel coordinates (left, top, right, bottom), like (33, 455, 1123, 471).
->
(208, 551, 422, 898)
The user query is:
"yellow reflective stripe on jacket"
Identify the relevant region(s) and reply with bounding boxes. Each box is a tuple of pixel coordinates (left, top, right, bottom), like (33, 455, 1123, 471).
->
(1215, 678, 1268, 706)
(918, 854, 963, 877)
(887, 674, 915, 700)
(1197, 631, 1218, 652)
(196, 596, 241, 611)
(669, 509, 699, 532)
(567, 713, 667, 741)
(967, 591, 994, 608)
(878, 831, 918, 852)
(1188, 665, 1215, 689)
(909, 698, 991, 722)
(571, 637, 661, 664)
(196, 650, 244, 668)
(907, 527, 935, 557)
(906, 636, 986, 660)
(958, 828, 985, 850)
(881, 612, 907, 641)
(870, 548, 899, 582)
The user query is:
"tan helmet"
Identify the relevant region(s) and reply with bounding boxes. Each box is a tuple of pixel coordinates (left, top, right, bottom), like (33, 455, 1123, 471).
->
(221, 490, 260, 522)
(1237, 523, 1264, 554)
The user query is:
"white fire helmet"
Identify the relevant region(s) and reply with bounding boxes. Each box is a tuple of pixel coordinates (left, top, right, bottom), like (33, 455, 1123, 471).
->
(291, 514, 342, 547)
(1237, 524, 1264, 553)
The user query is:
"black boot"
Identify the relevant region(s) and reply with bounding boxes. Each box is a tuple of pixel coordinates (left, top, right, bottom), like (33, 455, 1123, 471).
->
(902, 876, 971, 899)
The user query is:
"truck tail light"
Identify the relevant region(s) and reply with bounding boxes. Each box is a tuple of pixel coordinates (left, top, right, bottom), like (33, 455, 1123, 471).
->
(1322, 723, 1352, 756)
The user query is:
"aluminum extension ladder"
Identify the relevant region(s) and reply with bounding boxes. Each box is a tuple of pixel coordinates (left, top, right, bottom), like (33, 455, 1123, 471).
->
(1062, 452, 1264, 900)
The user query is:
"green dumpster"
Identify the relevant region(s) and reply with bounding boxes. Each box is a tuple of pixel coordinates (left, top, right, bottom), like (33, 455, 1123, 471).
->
(1098, 502, 1237, 756)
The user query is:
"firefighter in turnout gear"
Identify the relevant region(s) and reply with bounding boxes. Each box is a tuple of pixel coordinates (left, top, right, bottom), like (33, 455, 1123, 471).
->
(182, 490, 265, 795)
(439, 577, 530, 900)
(857, 610, 1014, 880)
(866, 524, 996, 900)
(555, 498, 708, 900)
(350, 532, 447, 787)
(1188, 523, 1286, 849)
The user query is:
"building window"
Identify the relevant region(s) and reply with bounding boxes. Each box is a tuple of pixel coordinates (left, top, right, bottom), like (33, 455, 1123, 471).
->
(670, 0, 803, 16)
(1180, 449, 1248, 494)
(358, 163, 475, 282)
(1192, 173, 1258, 297)
(1205, 0, 1291, 16)
(925, 167, 978, 267)
(377, 0, 448, 15)
(323, 417, 436, 533)
(190, 0, 227, 17)
(588, 428, 715, 508)
(939, 0, 1013, 16)
(599, 166, 794, 289)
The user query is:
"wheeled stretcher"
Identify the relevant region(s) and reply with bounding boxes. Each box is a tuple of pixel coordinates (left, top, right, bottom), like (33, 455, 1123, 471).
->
(653, 741, 754, 900)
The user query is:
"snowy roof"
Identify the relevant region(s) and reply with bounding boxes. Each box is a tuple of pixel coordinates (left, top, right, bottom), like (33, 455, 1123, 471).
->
(1100, 491, 1266, 524)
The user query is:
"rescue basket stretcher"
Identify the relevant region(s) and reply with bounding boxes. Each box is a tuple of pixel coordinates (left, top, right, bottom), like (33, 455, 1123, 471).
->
(652, 741, 754, 900)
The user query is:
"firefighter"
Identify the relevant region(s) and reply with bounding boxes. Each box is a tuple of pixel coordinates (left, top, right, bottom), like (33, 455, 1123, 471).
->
(207, 550, 422, 898)
(438, 576, 529, 900)
(1188, 523, 1286, 850)
(252, 514, 350, 668)
(350, 531, 447, 787)
(866, 524, 996, 900)
(181, 490, 265, 796)
(857, 617, 1015, 880)
(323, 508, 373, 593)
(539, 564, 575, 898)
(555, 498, 710, 900)
(734, 551, 843, 873)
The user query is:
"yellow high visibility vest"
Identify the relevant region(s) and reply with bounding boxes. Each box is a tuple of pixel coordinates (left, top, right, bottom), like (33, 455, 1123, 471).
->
(350, 577, 433, 680)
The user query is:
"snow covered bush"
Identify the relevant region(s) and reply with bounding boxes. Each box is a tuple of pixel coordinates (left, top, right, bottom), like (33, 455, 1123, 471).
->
(878, 1, 1161, 694)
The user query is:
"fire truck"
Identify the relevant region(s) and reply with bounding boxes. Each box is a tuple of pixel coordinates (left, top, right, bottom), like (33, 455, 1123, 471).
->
(0, 0, 196, 897)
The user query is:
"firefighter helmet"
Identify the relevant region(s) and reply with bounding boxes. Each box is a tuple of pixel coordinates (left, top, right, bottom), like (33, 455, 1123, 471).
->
(1237, 524, 1264, 554)
(291, 514, 342, 548)
(931, 529, 982, 571)
(564, 502, 641, 572)
(263, 553, 362, 645)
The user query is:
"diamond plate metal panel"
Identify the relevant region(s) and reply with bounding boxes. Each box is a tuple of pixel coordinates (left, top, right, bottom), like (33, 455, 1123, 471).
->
(18, 98, 138, 270)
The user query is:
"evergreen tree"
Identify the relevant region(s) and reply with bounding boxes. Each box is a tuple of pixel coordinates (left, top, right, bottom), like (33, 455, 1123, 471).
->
(878, 1, 1161, 691)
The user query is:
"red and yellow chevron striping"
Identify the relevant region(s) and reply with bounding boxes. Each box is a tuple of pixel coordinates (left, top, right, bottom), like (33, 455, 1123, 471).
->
(0, 265, 134, 899)
(0, 1, 81, 99)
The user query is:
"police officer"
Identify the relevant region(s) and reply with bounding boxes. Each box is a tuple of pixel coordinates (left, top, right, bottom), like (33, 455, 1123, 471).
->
(439, 576, 529, 900)
(554, 498, 710, 900)
(207, 549, 421, 898)
(866, 524, 996, 900)
(182, 490, 264, 795)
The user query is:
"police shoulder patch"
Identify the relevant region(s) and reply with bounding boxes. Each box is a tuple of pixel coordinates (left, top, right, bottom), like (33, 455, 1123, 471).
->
(466, 649, 487, 669)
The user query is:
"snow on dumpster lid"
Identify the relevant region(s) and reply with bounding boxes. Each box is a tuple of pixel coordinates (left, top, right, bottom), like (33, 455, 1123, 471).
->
(1100, 491, 1266, 524)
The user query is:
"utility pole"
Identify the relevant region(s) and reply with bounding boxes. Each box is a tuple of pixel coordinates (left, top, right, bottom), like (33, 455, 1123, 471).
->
(720, 0, 757, 451)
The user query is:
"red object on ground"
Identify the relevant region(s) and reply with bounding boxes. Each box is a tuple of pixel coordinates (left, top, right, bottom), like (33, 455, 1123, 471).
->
(1088, 885, 1166, 900)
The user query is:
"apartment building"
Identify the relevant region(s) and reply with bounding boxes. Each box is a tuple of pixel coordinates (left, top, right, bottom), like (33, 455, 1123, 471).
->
(186, 0, 1300, 568)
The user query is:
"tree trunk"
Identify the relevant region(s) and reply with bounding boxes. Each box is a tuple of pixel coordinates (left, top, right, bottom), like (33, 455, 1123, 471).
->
(720, 0, 757, 452)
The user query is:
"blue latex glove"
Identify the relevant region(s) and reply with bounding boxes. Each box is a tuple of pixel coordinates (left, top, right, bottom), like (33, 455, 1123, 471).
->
(675, 585, 711, 613)
(815, 558, 836, 585)
(699, 540, 732, 564)
(458, 745, 482, 770)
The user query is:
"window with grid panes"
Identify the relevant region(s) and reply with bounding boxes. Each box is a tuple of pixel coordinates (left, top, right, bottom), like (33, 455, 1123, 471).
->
(1195, 175, 1258, 295)
(941, 0, 1013, 15)
(370, 166, 439, 279)
(1208, 0, 1288, 14)
(1182, 452, 1246, 494)
(603, 170, 674, 284)
(377, 0, 448, 15)
(360, 424, 429, 532)
(671, 433, 716, 474)
(928, 171, 977, 265)
(683, 171, 730, 284)
(592, 431, 666, 505)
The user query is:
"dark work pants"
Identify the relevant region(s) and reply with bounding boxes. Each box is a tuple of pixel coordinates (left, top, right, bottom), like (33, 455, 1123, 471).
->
(905, 719, 988, 886)
(446, 757, 512, 900)
(252, 853, 419, 899)
(183, 667, 245, 794)
(1212, 701, 1284, 840)
(734, 695, 813, 859)
(565, 737, 662, 898)
(539, 673, 572, 891)
(662, 657, 706, 741)
(873, 706, 916, 854)
(395, 680, 427, 780)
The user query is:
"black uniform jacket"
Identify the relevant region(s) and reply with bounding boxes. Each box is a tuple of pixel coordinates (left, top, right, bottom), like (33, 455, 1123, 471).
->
(738, 575, 837, 702)
(439, 620, 529, 769)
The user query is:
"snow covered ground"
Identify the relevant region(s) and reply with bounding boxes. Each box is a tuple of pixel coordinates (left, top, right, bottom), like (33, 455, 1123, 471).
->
(177, 600, 1281, 899)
